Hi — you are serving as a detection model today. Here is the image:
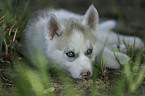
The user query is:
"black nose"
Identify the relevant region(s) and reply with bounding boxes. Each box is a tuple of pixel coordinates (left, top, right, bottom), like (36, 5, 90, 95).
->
(81, 71, 91, 78)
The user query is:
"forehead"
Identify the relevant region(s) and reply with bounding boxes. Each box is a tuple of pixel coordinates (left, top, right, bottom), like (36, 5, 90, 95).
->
(55, 21, 97, 50)
(69, 30, 90, 51)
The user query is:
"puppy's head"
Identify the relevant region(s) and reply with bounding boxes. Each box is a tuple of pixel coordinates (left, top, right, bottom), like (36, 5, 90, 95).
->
(45, 5, 99, 79)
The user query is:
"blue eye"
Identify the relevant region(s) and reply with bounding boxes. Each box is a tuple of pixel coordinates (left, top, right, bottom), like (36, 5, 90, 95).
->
(66, 52, 75, 57)
(86, 49, 92, 55)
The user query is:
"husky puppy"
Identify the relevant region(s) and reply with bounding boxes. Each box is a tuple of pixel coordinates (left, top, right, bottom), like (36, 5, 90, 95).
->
(25, 5, 144, 79)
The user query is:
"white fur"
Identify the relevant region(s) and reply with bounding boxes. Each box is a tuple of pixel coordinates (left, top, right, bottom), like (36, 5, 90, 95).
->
(98, 20, 144, 50)
(25, 5, 144, 79)
(99, 20, 116, 31)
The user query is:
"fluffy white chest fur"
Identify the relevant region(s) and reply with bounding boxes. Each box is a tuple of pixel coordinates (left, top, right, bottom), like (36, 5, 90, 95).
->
(25, 5, 144, 79)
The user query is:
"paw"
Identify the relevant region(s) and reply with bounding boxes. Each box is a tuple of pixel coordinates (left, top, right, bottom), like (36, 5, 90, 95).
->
(134, 37, 144, 49)
(101, 48, 130, 69)
(114, 52, 130, 65)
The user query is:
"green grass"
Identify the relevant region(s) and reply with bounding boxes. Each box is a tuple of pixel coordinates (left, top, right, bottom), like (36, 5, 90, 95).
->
(0, 0, 145, 96)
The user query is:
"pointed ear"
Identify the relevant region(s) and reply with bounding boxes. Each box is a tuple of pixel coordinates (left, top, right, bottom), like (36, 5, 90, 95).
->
(46, 15, 61, 39)
(83, 4, 99, 30)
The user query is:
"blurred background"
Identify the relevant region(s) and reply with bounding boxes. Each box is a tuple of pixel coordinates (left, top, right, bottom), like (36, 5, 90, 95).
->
(10, 0, 145, 40)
